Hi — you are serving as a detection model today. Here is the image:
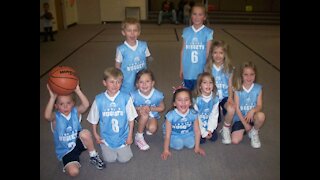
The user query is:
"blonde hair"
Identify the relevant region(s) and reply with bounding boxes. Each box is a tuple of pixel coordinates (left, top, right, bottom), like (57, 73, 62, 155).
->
(121, 17, 141, 31)
(103, 67, 123, 81)
(191, 3, 207, 17)
(194, 72, 217, 97)
(233, 61, 257, 91)
(205, 40, 234, 75)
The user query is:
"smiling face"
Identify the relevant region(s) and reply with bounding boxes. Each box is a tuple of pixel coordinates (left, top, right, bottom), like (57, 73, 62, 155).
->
(174, 90, 192, 114)
(242, 67, 256, 87)
(103, 76, 123, 97)
(212, 46, 225, 66)
(122, 24, 140, 45)
(55, 95, 74, 116)
(200, 75, 214, 96)
(191, 6, 206, 28)
(136, 73, 154, 95)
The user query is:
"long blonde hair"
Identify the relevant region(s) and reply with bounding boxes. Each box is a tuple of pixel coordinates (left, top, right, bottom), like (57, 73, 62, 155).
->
(233, 61, 258, 91)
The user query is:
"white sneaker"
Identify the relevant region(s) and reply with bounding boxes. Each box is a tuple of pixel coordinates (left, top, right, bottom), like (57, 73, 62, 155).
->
(249, 129, 261, 148)
(135, 136, 150, 150)
(146, 130, 153, 135)
(220, 127, 231, 144)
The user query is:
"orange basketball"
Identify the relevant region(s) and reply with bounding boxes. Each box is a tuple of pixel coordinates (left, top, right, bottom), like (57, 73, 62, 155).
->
(48, 66, 79, 95)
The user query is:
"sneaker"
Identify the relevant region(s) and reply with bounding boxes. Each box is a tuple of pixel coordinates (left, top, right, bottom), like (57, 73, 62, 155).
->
(249, 129, 261, 148)
(90, 155, 105, 170)
(220, 127, 231, 144)
(135, 137, 150, 150)
(146, 130, 153, 135)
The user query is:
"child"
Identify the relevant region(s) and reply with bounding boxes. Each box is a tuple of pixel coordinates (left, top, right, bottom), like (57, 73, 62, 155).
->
(179, 4, 213, 91)
(41, 2, 55, 42)
(193, 72, 219, 144)
(205, 40, 235, 145)
(161, 87, 205, 160)
(232, 61, 266, 148)
(115, 17, 151, 94)
(44, 84, 105, 177)
(87, 67, 138, 163)
(131, 69, 165, 150)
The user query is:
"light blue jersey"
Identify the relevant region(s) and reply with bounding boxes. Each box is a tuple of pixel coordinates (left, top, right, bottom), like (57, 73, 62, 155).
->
(116, 40, 149, 94)
(131, 88, 164, 119)
(95, 92, 131, 148)
(211, 64, 232, 101)
(233, 83, 262, 122)
(163, 108, 198, 138)
(194, 93, 219, 137)
(53, 107, 82, 160)
(182, 25, 213, 80)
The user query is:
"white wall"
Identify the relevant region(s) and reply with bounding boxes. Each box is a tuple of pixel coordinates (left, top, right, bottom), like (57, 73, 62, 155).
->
(63, 0, 78, 26)
(100, 0, 147, 21)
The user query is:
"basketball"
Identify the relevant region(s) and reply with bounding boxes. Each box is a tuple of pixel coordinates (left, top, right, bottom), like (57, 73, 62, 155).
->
(48, 66, 79, 95)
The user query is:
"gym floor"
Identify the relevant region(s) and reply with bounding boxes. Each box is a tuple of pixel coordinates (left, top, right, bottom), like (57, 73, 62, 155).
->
(40, 23, 279, 180)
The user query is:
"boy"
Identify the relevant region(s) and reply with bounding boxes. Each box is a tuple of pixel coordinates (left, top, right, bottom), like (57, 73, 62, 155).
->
(115, 17, 151, 94)
(44, 84, 105, 177)
(41, 2, 55, 42)
(87, 67, 138, 163)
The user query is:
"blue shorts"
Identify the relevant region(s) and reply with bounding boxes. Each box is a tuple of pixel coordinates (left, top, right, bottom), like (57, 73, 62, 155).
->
(170, 135, 195, 150)
(231, 121, 254, 133)
(183, 79, 197, 91)
(62, 136, 86, 166)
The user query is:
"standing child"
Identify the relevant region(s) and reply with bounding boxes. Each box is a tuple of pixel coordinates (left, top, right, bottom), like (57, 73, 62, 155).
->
(193, 72, 219, 144)
(205, 40, 235, 145)
(232, 61, 266, 148)
(44, 84, 105, 177)
(115, 17, 151, 94)
(87, 67, 138, 163)
(161, 87, 205, 160)
(41, 2, 55, 42)
(131, 69, 165, 151)
(179, 4, 213, 91)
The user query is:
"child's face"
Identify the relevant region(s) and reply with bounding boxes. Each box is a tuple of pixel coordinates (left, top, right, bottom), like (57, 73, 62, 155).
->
(200, 76, 213, 96)
(103, 76, 122, 96)
(136, 73, 154, 95)
(242, 67, 255, 86)
(191, 7, 206, 27)
(174, 91, 191, 114)
(122, 24, 140, 43)
(212, 46, 225, 65)
(55, 95, 74, 116)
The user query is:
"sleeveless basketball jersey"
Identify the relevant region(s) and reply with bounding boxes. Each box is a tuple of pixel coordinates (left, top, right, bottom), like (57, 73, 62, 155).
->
(182, 25, 213, 80)
(117, 40, 148, 94)
(95, 92, 130, 148)
(163, 108, 198, 137)
(211, 64, 231, 101)
(131, 88, 164, 119)
(195, 94, 219, 131)
(53, 107, 82, 160)
(233, 83, 262, 122)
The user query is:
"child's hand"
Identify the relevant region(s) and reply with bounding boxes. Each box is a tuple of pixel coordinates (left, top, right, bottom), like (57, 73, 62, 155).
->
(126, 136, 133, 145)
(94, 134, 103, 144)
(194, 147, 206, 156)
(161, 150, 171, 160)
(46, 84, 57, 98)
(74, 84, 80, 93)
(206, 131, 212, 139)
(244, 110, 254, 123)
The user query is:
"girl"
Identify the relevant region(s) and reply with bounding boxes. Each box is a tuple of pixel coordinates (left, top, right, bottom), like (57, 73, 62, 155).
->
(232, 61, 266, 148)
(161, 87, 205, 160)
(205, 40, 235, 145)
(131, 69, 165, 151)
(179, 4, 213, 91)
(193, 72, 219, 144)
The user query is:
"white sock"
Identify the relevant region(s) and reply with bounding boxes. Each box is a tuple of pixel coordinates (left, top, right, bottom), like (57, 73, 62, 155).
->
(135, 132, 143, 139)
(89, 150, 97, 157)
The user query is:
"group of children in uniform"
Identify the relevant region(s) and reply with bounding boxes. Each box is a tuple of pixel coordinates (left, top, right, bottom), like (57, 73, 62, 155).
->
(44, 4, 266, 177)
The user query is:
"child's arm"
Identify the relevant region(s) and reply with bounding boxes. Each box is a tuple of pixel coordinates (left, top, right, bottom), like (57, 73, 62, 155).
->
(234, 92, 251, 131)
(194, 104, 209, 138)
(205, 40, 213, 61)
(150, 101, 165, 113)
(87, 100, 102, 144)
(74, 84, 89, 115)
(44, 84, 57, 122)
(115, 48, 122, 69)
(179, 40, 186, 80)
(126, 97, 138, 145)
(227, 73, 235, 104)
(207, 101, 219, 134)
(193, 119, 206, 156)
(161, 120, 172, 160)
(126, 120, 134, 145)
(115, 62, 121, 69)
(245, 90, 263, 122)
(92, 124, 102, 144)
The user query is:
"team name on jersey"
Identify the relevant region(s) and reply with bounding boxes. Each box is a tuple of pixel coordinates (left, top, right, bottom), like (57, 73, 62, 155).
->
(59, 130, 77, 142)
(186, 44, 205, 50)
(216, 83, 228, 89)
(126, 62, 145, 72)
(102, 108, 124, 117)
(199, 113, 209, 120)
(240, 105, 255, 111)
(172, 121, 192, 130)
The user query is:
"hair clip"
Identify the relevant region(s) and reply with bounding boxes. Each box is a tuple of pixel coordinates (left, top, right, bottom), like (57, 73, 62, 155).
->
(172, 82, 186, 94)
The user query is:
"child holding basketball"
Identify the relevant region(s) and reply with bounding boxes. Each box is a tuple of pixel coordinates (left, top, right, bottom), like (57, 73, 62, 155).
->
(131, 69, 165, 151)
(44, 84, 105, 177)
(161, 87, 205, 160)
(115, 17, 152, 94)
(87, 67, 138, 163)
(179, 4, 213, 91)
